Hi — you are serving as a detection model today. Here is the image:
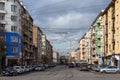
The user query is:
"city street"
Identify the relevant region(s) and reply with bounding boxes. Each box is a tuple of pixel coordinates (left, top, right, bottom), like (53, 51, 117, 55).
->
(0, 65, 120, 80)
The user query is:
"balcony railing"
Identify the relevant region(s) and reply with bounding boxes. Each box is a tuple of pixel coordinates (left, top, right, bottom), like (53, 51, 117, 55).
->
(112, 38, 115, 43)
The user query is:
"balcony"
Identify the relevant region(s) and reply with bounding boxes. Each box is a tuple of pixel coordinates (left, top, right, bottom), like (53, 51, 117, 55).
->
(29, 49, 33, 53)
(0, 9, 6, 14)
(95, 35, 101, 39)
(112, 38, 115, 43)
(0, 0, 6, 2)
(0, 19, 6, 24)
(112, 10, 115, 19)
(23, 39, 29, 44)
(112, 26, 115, 31)
(24, 47, 29, 52)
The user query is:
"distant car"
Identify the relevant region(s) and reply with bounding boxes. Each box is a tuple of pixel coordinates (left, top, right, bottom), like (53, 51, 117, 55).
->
(35, 64, 45, 71)
(2, 67, 18, 76)
(79, 63, 89, 71)
(100, 66, 119, 73)
(68, 63, 75, 68)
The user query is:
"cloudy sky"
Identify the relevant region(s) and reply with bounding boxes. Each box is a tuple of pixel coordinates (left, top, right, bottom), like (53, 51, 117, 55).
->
(21, 0, 111, 55)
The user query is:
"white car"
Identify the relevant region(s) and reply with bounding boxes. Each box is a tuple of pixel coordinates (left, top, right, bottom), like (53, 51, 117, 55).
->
(35, 64, 45, 71)
(100, 66, 119, 73)
(21, 66, 26, 73)
(13, 66, 23, 74)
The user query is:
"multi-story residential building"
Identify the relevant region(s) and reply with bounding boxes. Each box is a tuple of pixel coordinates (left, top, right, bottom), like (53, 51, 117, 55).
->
(1, 32, 21, 66)
(109, 0, 120, 68)
(101, 10, 108, 65)
(79, 35, 86, 62)
(33, 25, 43, 64)
(84, 31, 91, 63)
(91, 14, 103, 65)
(21, 4, 34, 65)
(75, 48, 80, 63)
(53, 51, 59, 64)
(0, 0, 22, 34)
(69, 51, 78, 63)
(41, 34, 47, 55)
(99, 1, 117, 66)
(0, 0, 22, 66)
(46, 40, 53, 64)
(84, 27, 93, 64)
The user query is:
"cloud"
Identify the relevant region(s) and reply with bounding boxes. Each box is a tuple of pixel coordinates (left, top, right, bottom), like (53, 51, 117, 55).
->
(21, 0, 111, 54)
(47, 12, 82, 28)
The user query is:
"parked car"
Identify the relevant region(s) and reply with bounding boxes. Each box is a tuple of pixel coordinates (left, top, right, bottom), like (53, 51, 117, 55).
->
(25, 66, 30, 72)
(92, 64, 107, 72)
(100, 66, 119, 73)
(79, 63, 89, 71)
(2, 67, 18, 76)
(68, 63, 75, 68)
(45, 64, 49, 68)
(21, 66, 27, 73)
(35, 64, 45, 71)
(13, 66, 23, 74)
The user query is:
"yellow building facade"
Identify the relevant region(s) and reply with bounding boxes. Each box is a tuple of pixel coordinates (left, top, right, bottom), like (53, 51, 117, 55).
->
(115, 0, 120, 54)
(79, 37, 86, 61)
(107, 5, 114, 56)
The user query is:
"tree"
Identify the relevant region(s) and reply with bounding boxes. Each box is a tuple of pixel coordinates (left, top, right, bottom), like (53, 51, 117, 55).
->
(0, 45, 6, 73)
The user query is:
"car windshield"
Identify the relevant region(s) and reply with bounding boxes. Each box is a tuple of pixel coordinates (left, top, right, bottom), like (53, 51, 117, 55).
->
(15, 67, 20, 69)
(1, 0, 120, 80)
(107, 66, 117, 68)
(6, 67, 13, 71)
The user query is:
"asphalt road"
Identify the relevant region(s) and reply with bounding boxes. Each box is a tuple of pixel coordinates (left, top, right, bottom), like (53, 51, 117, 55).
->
(0, 65, 120, 80)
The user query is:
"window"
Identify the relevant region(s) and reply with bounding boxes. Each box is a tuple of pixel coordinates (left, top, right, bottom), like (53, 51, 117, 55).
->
(11, 26, 17, 32)
(11, 5, 17, 12)
(11, 15, 17, 21)
(11, 47, 18, 53)
(0, 14, 5, 20)
(0, 24, 5, 31)
(0, 3, 4, 10)
(11, 36, 18, 42)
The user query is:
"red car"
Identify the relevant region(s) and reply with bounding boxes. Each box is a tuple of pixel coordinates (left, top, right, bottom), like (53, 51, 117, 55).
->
(79, 63, 89, 71)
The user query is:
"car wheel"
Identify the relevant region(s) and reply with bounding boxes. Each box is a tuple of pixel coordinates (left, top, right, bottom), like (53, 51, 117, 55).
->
(101, 71, 105, 73)
(12, 73, 16, 76)
(103, 70, 106, 73)
(116, 71, 119, 74)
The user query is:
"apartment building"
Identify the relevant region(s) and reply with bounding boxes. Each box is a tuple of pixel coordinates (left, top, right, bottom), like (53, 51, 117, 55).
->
(53, 51, 59, 64)
(101, 10, 108, 65)
(41, 34, 47, 55)
(0, 0, 22, 66)
(79, 35, 86, 62)
(21, 3, 34, 66)
(33, 25, 43, 64)
(46, 40, 53, 64)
